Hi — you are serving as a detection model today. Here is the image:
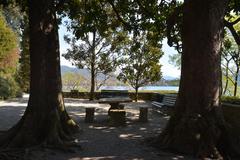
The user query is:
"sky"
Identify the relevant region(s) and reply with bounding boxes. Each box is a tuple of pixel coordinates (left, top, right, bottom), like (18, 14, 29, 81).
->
(58, 25, 181, 78)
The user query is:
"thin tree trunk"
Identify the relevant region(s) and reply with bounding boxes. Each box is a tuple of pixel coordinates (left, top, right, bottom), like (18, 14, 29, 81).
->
(157, 0, 231, 158)
(89, 31, 96, 100)
(223, 61, 230, 95)
(233, 66, 239, 96)
(135, 87, 139, 102)
(0, 0, 79, 147)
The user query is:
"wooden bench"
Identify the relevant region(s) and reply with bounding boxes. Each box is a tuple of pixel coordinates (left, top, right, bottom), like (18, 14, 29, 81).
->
(152, 94, 177, 109)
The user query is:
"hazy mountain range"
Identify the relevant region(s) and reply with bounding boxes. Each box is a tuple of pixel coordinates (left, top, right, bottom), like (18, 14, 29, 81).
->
(61, 65, 90, 79)
(60, 65, 178, 80)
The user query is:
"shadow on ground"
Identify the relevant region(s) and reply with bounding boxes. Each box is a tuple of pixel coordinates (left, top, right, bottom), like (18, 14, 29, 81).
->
(0, 98, 196, 160)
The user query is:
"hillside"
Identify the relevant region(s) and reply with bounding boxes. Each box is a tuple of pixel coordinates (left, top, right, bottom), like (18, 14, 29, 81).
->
(60, 65, 181, 87)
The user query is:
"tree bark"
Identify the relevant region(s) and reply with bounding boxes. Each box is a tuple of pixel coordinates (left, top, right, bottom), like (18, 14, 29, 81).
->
(223, 61, 230, 95)
(0, 0, 79, 148)
(157, 0, 231, 158)
(233, 66, 239, 96)
(135, 87, 139, 102)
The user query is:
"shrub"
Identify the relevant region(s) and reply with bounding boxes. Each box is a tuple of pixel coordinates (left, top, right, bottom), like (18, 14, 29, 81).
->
(221, 96, 240, 105)
(0, 77, 21, 99)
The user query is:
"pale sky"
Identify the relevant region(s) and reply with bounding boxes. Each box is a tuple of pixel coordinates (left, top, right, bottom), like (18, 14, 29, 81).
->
(58, 25, 181, 78)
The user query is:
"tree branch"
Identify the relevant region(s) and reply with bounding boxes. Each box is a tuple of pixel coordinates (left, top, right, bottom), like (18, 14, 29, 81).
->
(134, 0, 154, 18)
(221, 63, 235, 76)
(166, 5, 183, 47)
(55, 0, 66, 11)
(232, 17, 240, 25)
(107, 0, 132, 30)
(224, 20, 240, 45)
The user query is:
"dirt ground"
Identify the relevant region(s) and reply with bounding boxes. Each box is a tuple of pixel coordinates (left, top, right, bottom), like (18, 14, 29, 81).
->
(0, 97, 196, 160)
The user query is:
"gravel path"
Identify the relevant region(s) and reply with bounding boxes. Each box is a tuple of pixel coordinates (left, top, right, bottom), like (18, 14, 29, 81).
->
(0, 97, 195, 160)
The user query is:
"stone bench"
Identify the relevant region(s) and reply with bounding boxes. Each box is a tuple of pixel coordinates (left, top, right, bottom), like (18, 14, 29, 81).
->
(139, 107, 148, 122)
(85, 107, 95, 123)
(108, 109, 126, 126)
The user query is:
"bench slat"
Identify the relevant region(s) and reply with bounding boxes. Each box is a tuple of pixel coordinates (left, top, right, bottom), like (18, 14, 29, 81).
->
(152, 94, 177, 109)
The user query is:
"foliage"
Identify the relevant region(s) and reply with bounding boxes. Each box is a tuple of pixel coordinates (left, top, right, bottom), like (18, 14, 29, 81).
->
(0, 11, 17, 62)
(0, 10, 19, 83)
(167, 1, 240, 73)
(0, 76, 20, 99)
(63, 1, 124, 96)
(63, 31, 119, 93)
(2, 4, 22, 35)
(221, 30, 240, 96)
(63, 31, 118, 73)
(169, 53, 181, 69)
(221, 96, 240, 105)
(62, 72, 88, 91)
(117, 32, 162, 101)
(17, 15, 30, 92)
(166, 79, 180, 86)
(1, 4, 30, 93)
(0, 9, 21, 99)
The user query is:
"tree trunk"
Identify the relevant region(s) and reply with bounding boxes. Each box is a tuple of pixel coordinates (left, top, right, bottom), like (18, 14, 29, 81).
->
(223, 61, 230, 95)
(89, 31, 96, 100)
(135, 87, 139, 102)
(158, 0, 230, 158)
(0, 0, 79, 148)
(233, 66, 239, 96)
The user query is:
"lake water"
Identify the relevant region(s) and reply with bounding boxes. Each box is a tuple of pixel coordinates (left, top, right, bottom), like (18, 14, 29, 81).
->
(99, 86, 179, 91)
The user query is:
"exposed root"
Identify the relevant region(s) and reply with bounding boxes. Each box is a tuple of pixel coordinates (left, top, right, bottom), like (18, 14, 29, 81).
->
(0, 140, 82, 160)
(147, 110, 240, 160)
(42, 140, 82, 153)
(0, 148, 29, 160)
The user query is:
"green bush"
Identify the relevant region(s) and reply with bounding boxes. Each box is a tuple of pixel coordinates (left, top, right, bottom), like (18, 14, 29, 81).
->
(0, 77, 21, 99)
(221, 96, 240, 105)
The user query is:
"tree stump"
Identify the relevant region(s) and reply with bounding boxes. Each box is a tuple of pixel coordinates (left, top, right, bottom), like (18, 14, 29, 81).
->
(109, 109, 126, 126)
(139, 107, 148, 122)
(85, 107, 95, 123)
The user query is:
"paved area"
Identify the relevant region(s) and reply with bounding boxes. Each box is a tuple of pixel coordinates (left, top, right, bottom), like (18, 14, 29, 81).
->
(0, 97, 195, 160)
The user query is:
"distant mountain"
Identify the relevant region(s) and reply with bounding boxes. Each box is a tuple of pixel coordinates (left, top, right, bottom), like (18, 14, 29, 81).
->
(61, 65, 117, 81)
(61, 65, 90, 79)
(61, 65, 180, 86)
(163, 76, 179, 80)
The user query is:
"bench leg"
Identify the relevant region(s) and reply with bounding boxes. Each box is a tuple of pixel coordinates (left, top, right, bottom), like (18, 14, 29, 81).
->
(108, 103, 124, 115)
(109, 109, 126, 126)
(139, 107, 148, 122)
(85, 107, 95, 123)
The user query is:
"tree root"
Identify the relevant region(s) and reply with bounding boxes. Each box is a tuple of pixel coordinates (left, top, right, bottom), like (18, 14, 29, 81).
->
(0, 148, 29, 160)
(42, 140, 82, 153)
(0, 140, 82, 160)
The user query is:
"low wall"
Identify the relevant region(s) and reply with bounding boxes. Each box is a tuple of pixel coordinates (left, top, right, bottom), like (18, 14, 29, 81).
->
(63, 91, 167, 101)
(63, 91, 240, 134)
(222, 103, 240, 134)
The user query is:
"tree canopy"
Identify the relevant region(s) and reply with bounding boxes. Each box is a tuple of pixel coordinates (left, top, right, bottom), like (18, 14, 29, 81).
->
(117, 32, 162, 101)
(0, 10, 19, 99)
(0, 11, 17, 63)
(0, 0, 240, 159)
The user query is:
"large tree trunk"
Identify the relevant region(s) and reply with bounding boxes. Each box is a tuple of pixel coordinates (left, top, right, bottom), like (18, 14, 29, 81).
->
(158, 0, 230, 158)
(0, 0, 79, 148)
